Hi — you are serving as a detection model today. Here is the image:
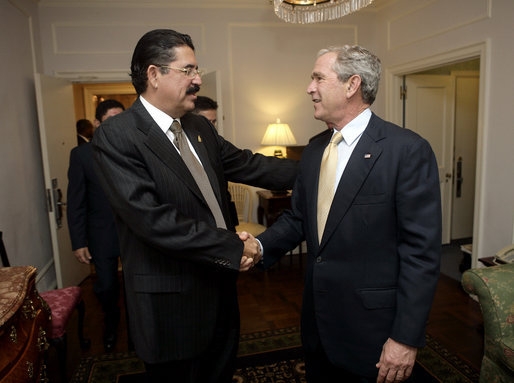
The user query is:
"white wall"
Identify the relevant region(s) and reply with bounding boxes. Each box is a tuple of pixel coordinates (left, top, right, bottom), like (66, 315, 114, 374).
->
(1, 0, 55, 290)
(371, 0, 514, 265)
(1, 0, 512, 283)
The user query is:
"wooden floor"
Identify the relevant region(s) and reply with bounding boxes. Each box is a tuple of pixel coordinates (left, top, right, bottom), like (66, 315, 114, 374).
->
(49, 255, 484, 382)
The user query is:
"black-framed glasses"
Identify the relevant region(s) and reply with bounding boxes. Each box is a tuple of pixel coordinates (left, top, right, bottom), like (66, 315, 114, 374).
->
(157, 65, 203, 78)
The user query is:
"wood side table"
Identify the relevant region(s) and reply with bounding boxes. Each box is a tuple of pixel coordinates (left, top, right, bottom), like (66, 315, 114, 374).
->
(0, 266, 51, 382)
(257, 190, 303, 261)
(256, 190, 292, 227)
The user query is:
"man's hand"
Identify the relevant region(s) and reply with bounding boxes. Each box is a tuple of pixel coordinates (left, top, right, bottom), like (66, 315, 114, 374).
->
(237, 231, 262, 271)
(73, 247, 92, 264)
(376, 338, 417, 383)
(239, 256, 254, 272)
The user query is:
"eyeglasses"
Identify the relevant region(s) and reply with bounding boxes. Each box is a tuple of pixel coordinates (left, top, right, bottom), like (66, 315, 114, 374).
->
(157, 65, 203, 78)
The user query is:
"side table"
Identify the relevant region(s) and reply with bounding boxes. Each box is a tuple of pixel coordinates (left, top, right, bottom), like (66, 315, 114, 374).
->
(256, 190, 303, 260)
(256, 190, 292, 227)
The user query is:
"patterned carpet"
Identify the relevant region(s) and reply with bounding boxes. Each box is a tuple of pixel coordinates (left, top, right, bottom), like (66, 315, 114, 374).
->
(70, 327, 480, 383)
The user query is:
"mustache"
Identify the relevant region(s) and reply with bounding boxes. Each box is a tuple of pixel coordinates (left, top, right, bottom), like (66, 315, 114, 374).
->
(186, 84, 200, 95)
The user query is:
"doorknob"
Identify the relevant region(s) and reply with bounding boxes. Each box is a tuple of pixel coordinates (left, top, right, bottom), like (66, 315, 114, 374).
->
(445, 173, 452, 181)
(51, 178, 65, 228)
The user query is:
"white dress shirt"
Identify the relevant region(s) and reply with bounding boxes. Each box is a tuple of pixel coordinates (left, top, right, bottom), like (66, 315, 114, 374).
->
(331, 108, 371, 193)
(140, 96, 202, 164)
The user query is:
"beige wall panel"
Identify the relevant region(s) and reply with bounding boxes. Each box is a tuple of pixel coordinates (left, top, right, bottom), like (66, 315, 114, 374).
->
(388, 0, 490, 50)
(52, 23, 205, 54)
(229, 23, 357, 150)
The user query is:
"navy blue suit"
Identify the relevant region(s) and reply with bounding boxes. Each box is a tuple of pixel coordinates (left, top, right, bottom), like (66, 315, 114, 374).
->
(67, 142, 120, 307)
(258, 113, 442, 377)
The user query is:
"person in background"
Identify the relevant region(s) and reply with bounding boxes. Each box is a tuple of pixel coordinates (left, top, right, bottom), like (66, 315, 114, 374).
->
(67, 99, 125, 352)
(193, 95, 218, 127)
(92, 29, 298, 383)
(76, 118, 94, 145)
(254, 45, 442, 383)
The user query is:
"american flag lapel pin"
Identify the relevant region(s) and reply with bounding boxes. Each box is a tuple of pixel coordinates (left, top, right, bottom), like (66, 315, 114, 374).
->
(364, 153, 372, 159)
(198, 135, 202, 142)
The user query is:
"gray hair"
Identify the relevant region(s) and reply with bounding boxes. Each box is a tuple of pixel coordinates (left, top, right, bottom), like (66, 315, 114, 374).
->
(318, 45, 381, 105)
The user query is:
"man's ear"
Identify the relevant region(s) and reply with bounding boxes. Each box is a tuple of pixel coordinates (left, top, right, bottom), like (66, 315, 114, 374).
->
(94, 119, 101, 129)
(147, 65, 160, 89)
(346, 75, 362, 98)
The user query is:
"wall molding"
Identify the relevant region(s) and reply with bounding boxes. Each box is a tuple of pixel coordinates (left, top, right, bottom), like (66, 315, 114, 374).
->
(387, 0, 491, 51)
(36, 258, 55, 283)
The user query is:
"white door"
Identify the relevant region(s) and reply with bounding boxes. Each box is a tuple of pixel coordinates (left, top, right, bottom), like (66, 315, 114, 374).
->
(405, 75, 455, 244)
(451, 73, 479, 240)
(34, 74, 90, 288)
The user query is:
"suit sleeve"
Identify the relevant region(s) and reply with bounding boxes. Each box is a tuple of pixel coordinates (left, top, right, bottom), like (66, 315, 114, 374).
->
(257, 166, 306, 269)
(217, 133, 298, 191)
(66, 148, 88, 250)
(92, 121, 244, 271)
(391, 137, 442, 347)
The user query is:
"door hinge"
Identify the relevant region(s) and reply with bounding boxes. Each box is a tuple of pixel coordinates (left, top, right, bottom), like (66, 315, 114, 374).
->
(400, 85, 407, 100)
(46, 188, 53, 212)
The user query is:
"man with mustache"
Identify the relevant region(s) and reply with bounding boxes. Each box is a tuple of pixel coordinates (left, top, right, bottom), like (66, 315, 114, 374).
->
(92, 29, 297, 383)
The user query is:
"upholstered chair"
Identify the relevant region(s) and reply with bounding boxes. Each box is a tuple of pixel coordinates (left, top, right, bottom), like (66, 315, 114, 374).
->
(39, 286, 90, 381)
(461, 263, 514, 383)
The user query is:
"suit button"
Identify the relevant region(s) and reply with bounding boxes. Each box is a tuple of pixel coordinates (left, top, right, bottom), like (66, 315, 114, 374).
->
(316, 256, 322, 263)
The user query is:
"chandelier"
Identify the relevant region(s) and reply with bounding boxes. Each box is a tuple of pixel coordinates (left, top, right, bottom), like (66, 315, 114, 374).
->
(273, 0, 374, 24)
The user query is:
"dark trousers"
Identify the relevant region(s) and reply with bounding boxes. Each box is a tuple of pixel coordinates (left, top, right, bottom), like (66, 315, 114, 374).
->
(145, 287, 240, 383)
(305, 345, 377, 383)
(305, 343, 417, 383)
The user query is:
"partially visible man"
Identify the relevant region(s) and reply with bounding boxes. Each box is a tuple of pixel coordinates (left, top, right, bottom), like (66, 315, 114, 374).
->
(76, 118, 94, 145)
(256, 45, 441, 383)
(92, 29, 297, 383)
(193, 95, 218, 126)
(67, 99, 125, 352)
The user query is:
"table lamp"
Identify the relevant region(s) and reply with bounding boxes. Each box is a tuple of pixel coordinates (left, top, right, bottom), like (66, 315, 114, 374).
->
(261, 118, 297, 158)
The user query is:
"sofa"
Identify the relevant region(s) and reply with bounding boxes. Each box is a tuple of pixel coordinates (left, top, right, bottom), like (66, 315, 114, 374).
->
(461, 262, 514, 383)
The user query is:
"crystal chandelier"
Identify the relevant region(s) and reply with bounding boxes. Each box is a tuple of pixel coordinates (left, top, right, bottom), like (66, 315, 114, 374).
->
(273, 0, 374, 24)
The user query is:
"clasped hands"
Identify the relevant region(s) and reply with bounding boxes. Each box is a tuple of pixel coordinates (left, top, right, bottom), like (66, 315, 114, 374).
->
(237, 231, 261, 272)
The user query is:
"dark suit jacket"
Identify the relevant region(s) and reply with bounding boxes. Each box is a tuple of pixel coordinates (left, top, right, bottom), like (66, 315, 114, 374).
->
(67, 143, 120, 260)
(258, 113, 441, 377)
(92, 98, 297, 363)
(77, 135, 88, 146)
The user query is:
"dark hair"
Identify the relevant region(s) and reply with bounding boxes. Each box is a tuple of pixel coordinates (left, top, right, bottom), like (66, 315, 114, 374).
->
(95, 99, 125, 122)
(193, 96, 218, 113)
(130, 29, 195, 95)
(76, 119, 93, 136)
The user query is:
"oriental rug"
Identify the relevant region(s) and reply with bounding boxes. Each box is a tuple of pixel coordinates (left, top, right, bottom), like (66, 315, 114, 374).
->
(70, 327, 479, 383)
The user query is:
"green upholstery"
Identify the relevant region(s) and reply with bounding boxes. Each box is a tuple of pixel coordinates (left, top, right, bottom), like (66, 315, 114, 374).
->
(461, 263, 514, 383)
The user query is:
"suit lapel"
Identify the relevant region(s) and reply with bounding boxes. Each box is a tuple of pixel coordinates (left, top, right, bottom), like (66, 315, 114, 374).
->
(131, 100, 206, 203)
(319, 118, 383, 250)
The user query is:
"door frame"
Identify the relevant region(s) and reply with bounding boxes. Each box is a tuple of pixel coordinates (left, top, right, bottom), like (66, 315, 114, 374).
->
(384, 41, 488, 268)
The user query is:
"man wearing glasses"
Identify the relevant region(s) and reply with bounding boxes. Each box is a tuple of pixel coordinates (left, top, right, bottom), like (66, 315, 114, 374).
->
(92, 29, 297, 383)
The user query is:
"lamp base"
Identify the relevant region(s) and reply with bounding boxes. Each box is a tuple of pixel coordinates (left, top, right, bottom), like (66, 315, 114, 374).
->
(273, 149, 284, 158)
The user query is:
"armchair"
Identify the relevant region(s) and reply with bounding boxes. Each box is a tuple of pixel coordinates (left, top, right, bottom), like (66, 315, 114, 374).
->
(461, 263, 514, 383)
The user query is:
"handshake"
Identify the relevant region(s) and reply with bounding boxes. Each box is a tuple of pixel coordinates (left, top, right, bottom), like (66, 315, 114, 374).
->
(237, 231, 262, 272)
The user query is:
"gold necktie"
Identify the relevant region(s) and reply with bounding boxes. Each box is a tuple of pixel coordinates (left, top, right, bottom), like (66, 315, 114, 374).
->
(317, 132, 343, 243)
(170, 120, 226, 229)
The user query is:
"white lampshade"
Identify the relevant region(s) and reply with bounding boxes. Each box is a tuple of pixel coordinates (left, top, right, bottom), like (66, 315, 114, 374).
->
(261, 119, 297, 146)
